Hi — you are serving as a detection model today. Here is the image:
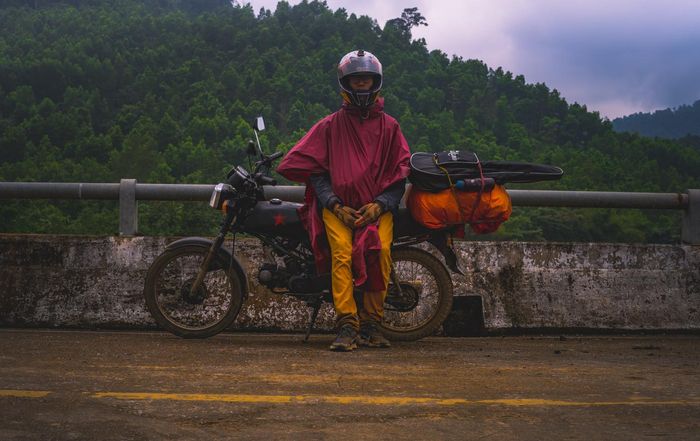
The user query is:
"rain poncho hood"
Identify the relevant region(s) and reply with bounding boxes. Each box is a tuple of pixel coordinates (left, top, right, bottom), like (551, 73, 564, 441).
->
(277, 99, 410, 290)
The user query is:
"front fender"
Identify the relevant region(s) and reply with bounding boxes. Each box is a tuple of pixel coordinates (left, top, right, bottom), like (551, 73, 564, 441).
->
(165, 237, 249, 299)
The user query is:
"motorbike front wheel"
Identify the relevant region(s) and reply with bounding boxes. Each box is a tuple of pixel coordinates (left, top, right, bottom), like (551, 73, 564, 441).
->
(381, 247, 454, 341)
(143, 244, 244, 338)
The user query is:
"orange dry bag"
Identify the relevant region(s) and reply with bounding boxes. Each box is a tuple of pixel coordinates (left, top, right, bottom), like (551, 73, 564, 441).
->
(406, 184, 512, 234)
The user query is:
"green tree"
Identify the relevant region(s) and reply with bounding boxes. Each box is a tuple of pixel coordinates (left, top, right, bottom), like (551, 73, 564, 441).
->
(0, 0, 697, 241)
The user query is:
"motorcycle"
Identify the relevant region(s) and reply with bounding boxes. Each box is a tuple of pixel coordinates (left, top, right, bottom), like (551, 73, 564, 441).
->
(143, 117, 462, 342)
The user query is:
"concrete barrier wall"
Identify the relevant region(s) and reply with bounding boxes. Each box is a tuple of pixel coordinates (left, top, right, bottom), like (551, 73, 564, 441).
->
(1, 234, 698, 333)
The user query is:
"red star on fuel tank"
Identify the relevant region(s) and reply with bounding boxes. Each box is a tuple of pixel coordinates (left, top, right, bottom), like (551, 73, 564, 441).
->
(273, 214, 285, 226)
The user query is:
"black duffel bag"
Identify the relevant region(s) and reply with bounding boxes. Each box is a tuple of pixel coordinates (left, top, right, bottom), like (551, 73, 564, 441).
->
(408, 150, 564, 192)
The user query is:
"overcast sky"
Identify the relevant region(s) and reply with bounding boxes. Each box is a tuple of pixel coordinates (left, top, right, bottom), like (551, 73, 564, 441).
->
(244, 0, 700, 119)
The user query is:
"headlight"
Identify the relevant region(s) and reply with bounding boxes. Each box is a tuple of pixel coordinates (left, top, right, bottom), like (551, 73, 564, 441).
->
(209, 183, 234, 209)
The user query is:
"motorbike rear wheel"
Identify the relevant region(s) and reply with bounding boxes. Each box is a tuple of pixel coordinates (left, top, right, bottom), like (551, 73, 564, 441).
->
(381, 247, 454, 341)
(143, 245, 244, 338)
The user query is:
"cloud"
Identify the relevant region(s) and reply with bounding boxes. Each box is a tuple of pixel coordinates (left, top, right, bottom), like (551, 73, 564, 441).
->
(407, 0, 700, 118)
(499, 1, 700, 117)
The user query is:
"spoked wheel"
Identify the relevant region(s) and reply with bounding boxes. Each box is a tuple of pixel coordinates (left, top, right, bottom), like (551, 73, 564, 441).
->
(381, 247, 453, 341)
(143, 245, 244, 338)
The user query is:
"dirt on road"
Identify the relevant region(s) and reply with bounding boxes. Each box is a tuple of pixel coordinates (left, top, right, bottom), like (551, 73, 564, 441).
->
(1, 329, 699, 440)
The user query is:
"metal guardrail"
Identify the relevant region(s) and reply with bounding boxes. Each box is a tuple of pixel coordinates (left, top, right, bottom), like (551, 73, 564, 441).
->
(0, 181, 697, 244)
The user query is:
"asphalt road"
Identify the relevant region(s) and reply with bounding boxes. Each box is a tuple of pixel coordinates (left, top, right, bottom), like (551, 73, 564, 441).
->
(1, 329, 699, 440)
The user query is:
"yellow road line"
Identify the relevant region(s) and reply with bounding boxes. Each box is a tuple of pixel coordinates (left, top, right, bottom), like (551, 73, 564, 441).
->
(91, 392, 700, 407)
(5, 389, 699, 407)
(475, 399, 700, 407)
(0, 389, 51, 398)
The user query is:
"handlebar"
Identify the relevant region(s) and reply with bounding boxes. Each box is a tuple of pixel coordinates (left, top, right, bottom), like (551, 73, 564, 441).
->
(257, 175, 277, 186)
(267, 151, 284, 161)
(253, 151, 284, 175)
(254, 151, 284, 169)
(245, 151, 283, 189)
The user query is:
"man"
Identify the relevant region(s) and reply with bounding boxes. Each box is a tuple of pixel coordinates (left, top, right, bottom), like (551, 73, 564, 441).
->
(277, 50, 411, 351)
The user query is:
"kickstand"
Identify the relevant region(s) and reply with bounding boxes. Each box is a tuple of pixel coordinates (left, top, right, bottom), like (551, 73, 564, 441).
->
(303, 296, 323, 343)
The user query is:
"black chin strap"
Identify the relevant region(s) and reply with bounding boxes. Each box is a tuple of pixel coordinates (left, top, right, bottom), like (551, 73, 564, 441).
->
(353, 91, 372, 108)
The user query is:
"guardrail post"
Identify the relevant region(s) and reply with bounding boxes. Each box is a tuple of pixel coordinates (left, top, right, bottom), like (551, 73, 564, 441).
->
(119, 179, 138, 236)
(682, 189, 699, 245)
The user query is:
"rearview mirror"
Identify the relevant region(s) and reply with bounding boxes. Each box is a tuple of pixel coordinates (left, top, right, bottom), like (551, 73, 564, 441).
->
(253, 116, 265, 132)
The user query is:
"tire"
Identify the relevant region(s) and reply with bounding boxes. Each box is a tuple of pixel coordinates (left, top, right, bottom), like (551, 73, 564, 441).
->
(143, 244, 244, 338)
(381, 247, 454, 341)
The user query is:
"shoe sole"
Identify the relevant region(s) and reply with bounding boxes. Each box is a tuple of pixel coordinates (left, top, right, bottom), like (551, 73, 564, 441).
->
(358, 336, 391, 348)
(329, 342, 357, 352)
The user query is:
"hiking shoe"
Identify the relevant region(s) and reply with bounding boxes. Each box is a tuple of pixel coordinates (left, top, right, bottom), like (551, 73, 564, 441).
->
(329, 325, 358, 352)
(359, 322, 391, 348)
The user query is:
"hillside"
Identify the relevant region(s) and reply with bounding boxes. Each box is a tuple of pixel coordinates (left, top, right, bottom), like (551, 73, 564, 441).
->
(1, 0, 698, 242)
(613, 100, 700, 139)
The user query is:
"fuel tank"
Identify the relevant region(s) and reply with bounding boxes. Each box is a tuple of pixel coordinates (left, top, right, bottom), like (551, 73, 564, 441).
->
(242, 199, 306, 237)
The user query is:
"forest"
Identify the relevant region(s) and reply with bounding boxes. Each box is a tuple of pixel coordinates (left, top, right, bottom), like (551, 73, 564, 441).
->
(1, 0, 698, 243)
(613, 100, 700, 139)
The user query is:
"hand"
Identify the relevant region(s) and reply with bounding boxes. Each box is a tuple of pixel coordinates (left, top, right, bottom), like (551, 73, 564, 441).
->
(332, 204, 361, 229)
(354, 202, 383, 227)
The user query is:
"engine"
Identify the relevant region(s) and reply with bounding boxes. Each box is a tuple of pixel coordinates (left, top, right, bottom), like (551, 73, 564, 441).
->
(257, 258, 330, 294)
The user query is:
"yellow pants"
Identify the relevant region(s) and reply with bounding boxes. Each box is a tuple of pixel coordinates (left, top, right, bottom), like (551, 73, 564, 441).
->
(322, 208, 393, 331)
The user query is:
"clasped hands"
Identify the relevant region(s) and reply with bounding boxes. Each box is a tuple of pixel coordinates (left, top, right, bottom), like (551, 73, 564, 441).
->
(332, 202, 383, 229)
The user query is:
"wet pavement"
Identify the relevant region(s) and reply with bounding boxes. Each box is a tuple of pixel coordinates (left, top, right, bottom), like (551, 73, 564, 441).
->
(1, 329, 699, 440)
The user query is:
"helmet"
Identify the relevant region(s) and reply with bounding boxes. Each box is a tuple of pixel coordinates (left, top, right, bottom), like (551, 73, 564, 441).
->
(337, 50, 383, 109)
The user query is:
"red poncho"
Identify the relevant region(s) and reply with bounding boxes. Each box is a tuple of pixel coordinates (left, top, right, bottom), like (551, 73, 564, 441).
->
(277, 99, 410, 291)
